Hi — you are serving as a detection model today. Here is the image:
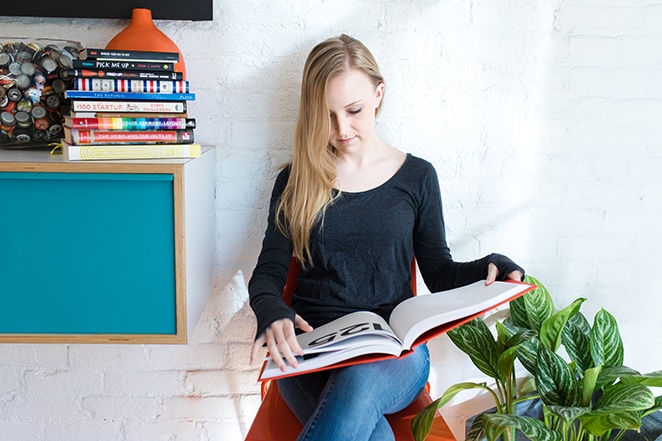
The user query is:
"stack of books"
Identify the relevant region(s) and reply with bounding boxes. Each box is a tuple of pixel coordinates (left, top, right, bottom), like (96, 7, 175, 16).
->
(61, 48, 200, 161)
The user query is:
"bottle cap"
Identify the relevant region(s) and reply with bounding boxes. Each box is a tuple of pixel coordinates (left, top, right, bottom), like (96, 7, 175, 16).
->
(16, 100, 32, 113)
(0, 52, 11, 68)
(33, 118, 50, 131)
(15, 50, 33, 63)
(12, 128, 31, 142)
(14, 111, 31, 128)
(20, 62, 36, 76)
(51, 78, 66, 94)
(8, 62, 22, 76)
(7, 87, 22, 102)
(41, 57, 58, 73)
(31, 104, 47, 119)
(15, 74, 32, 89)
(45, 94, 61, 109)
(0, 111, 15, 126)
(48, 123, 62, 136)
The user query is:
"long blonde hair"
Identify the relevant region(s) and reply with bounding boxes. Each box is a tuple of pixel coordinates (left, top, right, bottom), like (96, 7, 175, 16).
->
(277, 34, 385, 266)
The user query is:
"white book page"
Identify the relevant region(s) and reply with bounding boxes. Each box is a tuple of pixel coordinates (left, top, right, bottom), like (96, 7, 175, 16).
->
(296, 310, 402, 353)
(390, 280, 528, 349)
(260, 333, 404, 380)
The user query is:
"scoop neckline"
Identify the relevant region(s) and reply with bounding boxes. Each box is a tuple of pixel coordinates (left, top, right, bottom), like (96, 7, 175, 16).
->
(334, 153, 411, 196)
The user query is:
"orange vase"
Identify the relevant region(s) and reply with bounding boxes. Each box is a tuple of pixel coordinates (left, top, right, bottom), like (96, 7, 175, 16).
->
(105, 8, 186, 79)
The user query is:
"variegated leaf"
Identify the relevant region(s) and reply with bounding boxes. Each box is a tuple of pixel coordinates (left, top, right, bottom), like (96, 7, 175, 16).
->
(593, 383, 654, 413)
(562, 312, 593, 375)
(536, 345, 580, 407)
(579, 410, 643, 436)
(510, 275, 554, 332)
(411, 382, 489, 441)
(501, 320, 540, 376)
(590, 309, 624, 368)
(448, 319, 503, 381)
(466, 411, 488, 441)
(597, 365, 640, 388)
(546, 405, 591, 423)
(540, 297, 585, 352)
(627, 370, 662, 388)
(483, 413, 562, 441)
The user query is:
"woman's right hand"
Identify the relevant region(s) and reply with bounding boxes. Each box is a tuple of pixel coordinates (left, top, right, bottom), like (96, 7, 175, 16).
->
(249, 315, 313, 372)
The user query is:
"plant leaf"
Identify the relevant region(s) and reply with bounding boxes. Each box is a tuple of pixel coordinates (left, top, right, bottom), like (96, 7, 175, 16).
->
(581, 365, 601, 407)
(562, 312, 593, 375)
(501, 320, 540, 376)
(411, 382, 490, 441)
(540, 297, 585, 352)
(536, 345, 580, 407)
(597, 365, 641, 388)
(466, 411, 489, 441)
(510, 275, 555, 332)
(626, 370, 662, 388)
(483, 413, 562, 441)
(590, 309, 624, 368)
(546, 405, 591, 423)
(593, 383, 655, 414)
(579, 411, 643, 436)
(448, 319, 503, 381)
(517, 333, 541, 376)
(498, 345, 520, 381)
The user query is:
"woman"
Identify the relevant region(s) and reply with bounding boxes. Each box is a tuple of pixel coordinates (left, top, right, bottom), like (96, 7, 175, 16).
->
(249, 34, 524, 441)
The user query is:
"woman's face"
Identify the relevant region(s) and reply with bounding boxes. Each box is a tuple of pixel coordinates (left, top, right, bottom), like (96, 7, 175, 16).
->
(326, 69, 383, 155)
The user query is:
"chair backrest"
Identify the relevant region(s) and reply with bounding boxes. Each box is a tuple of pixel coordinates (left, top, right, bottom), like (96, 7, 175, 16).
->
(246, 256, 456, 441)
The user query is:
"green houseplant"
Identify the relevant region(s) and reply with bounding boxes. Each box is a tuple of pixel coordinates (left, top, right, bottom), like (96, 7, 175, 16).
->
(412, 276, 662, 441)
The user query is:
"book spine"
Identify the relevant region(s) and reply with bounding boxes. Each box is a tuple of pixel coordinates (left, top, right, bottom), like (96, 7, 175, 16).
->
(70, 100, 187, 113)
(61, 69, 183, 81)
(67, 117, 195, 130)
(73, 79, 190, 94)
(71, 129, 194, 145)
(80, 48, 179, 62)
(72, 60, 176, 72)
(66, 144, 202, 161)
(69, 112, 189, 119)
(64, 91, 195, 101)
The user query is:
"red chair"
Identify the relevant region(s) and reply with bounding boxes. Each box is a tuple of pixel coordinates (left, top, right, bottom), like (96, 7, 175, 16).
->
(244, 258, 456, 441)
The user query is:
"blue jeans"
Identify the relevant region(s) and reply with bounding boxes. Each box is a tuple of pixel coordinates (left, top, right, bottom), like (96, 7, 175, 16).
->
(277, 344, 430, 441)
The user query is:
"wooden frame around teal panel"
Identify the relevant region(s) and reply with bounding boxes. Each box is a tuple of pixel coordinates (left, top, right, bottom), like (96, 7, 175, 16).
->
(0, 160, 188, 343)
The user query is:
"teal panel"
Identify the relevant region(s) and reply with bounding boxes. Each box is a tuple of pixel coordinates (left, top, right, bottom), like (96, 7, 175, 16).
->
(0, 172, 177, 335)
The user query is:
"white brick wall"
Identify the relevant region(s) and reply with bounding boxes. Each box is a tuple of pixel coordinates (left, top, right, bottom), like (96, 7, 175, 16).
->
(1, 0, 661, 439)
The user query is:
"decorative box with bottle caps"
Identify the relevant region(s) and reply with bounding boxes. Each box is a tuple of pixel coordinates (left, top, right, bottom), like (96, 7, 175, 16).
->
(0, 38, 81, 147)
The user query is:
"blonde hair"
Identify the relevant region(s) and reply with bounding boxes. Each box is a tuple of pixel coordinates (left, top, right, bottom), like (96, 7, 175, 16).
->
(277, 34, 385, 266)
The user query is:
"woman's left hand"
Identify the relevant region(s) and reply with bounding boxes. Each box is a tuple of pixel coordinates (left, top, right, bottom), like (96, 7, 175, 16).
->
(485, 262, 524, 286)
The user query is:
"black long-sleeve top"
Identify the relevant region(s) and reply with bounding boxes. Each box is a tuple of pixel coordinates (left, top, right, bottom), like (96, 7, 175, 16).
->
(248, 154, 523, 339)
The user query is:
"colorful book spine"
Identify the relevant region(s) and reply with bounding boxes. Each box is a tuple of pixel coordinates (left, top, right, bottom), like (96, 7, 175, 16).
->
(64, 91, 195, 101)
(72, 60, 176, 72)
(70, 100, 186, 113)
(73, 79, 190, 94)
(60, 69, 183, 81)
(69, 112, 189, 119)
(65, 144, 202, 161)
(68, 129, 194, 145)
(67, 117, 196, 131)
(79, 48, 179, 62)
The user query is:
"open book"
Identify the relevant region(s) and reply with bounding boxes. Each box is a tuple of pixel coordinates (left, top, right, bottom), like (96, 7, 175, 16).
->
(258, 280, 535, 381)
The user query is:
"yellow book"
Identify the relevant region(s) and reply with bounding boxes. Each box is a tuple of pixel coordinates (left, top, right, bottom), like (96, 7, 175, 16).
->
(64, 143, 202, 161)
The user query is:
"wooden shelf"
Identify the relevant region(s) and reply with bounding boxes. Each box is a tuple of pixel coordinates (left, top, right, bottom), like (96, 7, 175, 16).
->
(0, 147, 215, 343)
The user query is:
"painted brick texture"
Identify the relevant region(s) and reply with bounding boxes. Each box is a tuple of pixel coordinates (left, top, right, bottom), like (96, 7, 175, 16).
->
(1, 1, 660, 439)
